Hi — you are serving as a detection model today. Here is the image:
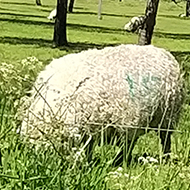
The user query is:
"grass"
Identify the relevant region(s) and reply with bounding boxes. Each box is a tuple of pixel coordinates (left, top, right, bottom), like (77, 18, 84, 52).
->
(0, 0, 190, 189)
(0, 0, 190, 63)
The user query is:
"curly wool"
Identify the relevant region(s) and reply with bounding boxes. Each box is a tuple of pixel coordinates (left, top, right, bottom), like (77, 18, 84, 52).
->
(124, 16, 145, 33)
(21, 44, 184, 144)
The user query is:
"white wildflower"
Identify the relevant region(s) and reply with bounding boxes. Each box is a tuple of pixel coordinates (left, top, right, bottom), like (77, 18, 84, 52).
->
(147, 156, 158, 163)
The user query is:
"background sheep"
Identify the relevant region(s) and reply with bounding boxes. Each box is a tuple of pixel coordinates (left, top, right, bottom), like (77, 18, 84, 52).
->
(124, 16, 145, 33)
(21, 44, 184, 163)
(47, 8, 56, 20)
(178, 13, 186, 17)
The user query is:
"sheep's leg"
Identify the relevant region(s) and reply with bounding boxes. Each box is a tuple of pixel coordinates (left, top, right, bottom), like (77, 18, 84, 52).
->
(83, 134, 94, 164)
(160, 131, 172, 157)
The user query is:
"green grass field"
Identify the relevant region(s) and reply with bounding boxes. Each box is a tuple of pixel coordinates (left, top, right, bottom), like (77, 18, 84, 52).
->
(1, 0, 190, 189)
(0, 0, 190, 63)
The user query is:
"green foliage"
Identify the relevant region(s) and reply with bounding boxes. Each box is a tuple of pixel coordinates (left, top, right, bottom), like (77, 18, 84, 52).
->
(0, 56, 43, 189)
(0, 57, 43, 99)
(132, 131, 162, 159)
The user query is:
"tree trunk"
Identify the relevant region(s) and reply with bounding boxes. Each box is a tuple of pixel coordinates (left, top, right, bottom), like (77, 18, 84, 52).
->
(68, 0, 75, 13)
(0, 151, 2, 167)
(98, 0, 102, 20)
(186, 0, 190, 17)
(138, 0, 160, 45)
(36, 0, 42, 6)
(53, 0, 68, 47)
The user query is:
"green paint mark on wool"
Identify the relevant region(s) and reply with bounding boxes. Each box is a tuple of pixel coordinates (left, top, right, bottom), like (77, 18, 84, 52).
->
(126, 74, 134, 99)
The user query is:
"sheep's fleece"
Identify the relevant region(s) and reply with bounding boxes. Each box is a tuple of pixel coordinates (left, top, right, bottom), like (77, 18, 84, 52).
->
(21, 44, 183, 144)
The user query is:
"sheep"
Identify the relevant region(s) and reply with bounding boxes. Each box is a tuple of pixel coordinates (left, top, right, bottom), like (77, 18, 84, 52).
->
(178, 13, 186, 17)
(124, 16, 145, 33)
(47, 8, 56, 20)
(21, 44, 184, 164)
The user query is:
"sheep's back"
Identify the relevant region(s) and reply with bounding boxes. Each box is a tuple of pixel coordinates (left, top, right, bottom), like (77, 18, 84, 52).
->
(22, 44, 183, 141)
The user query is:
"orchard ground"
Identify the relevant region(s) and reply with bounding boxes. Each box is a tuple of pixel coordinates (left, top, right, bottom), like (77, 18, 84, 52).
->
(0, 0, 190, 189)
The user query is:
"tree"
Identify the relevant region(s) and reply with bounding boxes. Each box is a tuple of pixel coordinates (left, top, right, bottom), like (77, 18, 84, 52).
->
(138, 0, 160, 45)
(68, 0, 75, 13)
(98, 0, 103, 20)
(186, 0, 190, 17)
(36, 0, 42, 6)
(53, 0, 68, 47)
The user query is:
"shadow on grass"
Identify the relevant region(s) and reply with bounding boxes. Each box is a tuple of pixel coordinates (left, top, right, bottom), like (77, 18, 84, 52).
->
(0, 1, 35, 6)
(158, 14, 181, 19)
(0, 9, 130, 20)
(1, 35, 189, 57)
(67, 23, 123, 34)
(0, 1, 52, 7)
(72, 11, 130, 18)
(40, 8, 55, 13)
(62, 42, 119, 52)
(0, 36, 118, 51)
(0, 12, 46, 19)
(0, 6, 50, 13)
(0, 36, 52, 47)
(155, 32, 190, 40)
(0, 17, 54, 26)
(2, 17, 190, 39)
(159, 14, 190, 20)
(74, 6, 86, 10)
(0, 7, 13, 11)
(0, 18, 124, 34)
(171, 51, 190, 62)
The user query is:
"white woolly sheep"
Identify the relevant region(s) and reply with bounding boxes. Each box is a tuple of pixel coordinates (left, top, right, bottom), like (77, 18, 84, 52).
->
(47, 8, 56, 20)
(21, 44, 184, 163)
(178, 13, 186, 17)
(124, 16, 145, 33)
